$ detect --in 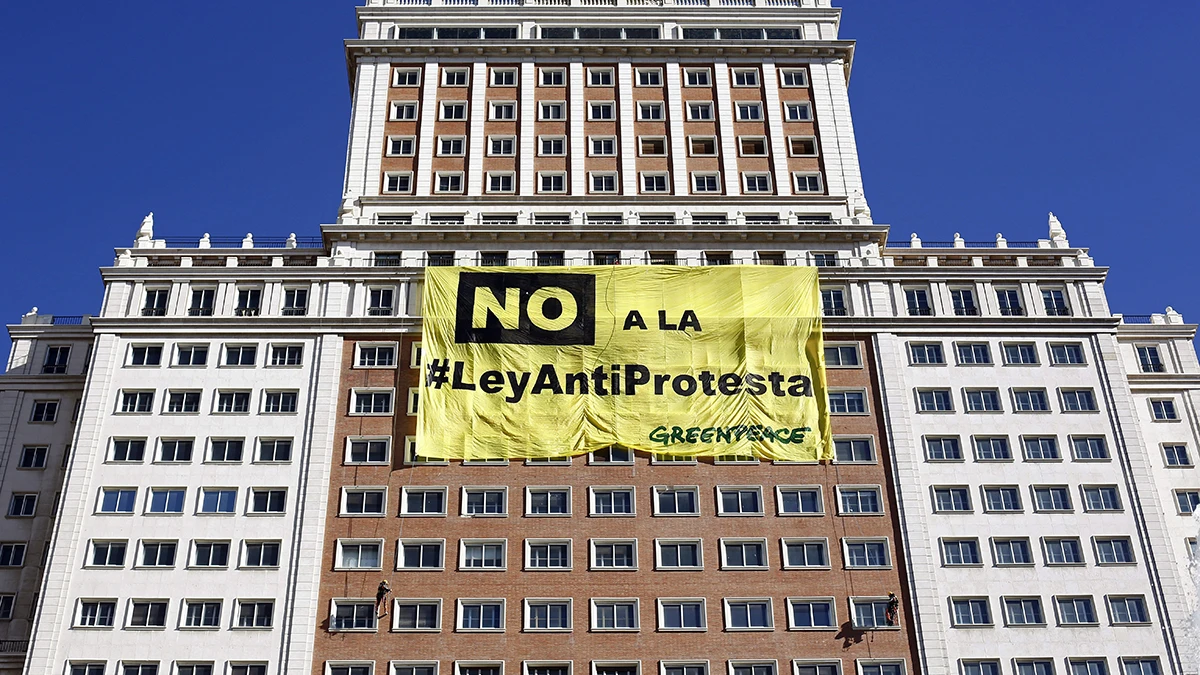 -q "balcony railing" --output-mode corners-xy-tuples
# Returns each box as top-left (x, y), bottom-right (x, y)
(0, 640), (28, 654)
(1140, 363), (1166, 373)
